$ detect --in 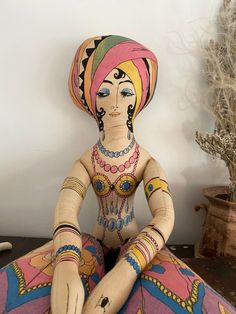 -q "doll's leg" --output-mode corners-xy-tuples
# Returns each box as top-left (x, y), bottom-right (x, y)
(0, 232), (105, 314)
(79, 233), (105, 301)
(116, 243), (236, 314)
